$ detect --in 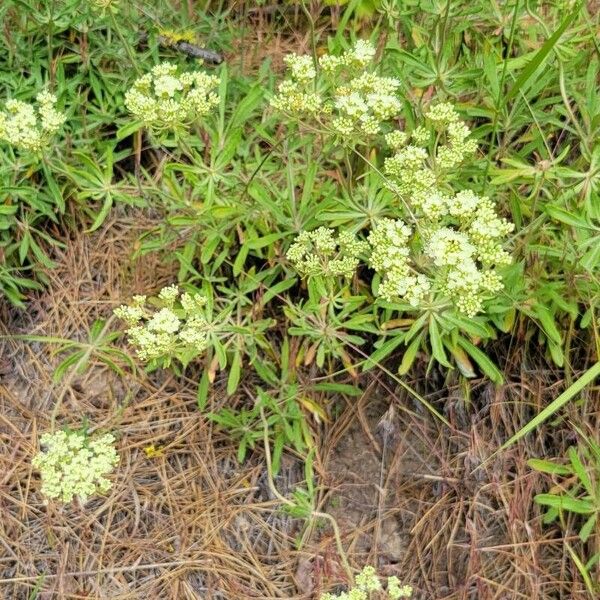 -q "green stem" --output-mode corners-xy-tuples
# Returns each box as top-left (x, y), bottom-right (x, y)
(259, 406), (354, 584)
(110, 12), (141, 76)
